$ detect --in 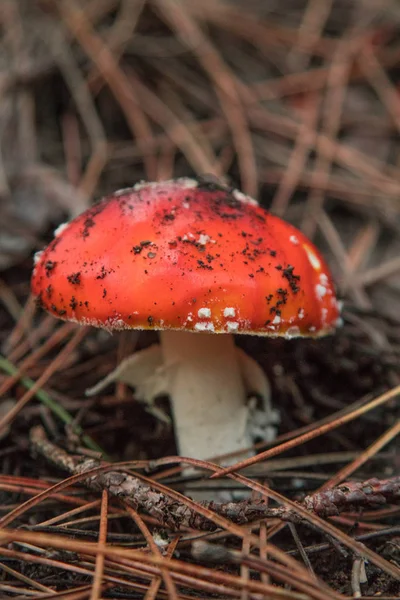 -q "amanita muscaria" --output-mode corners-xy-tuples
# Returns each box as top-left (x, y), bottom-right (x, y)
(31, 177), (340, 464)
